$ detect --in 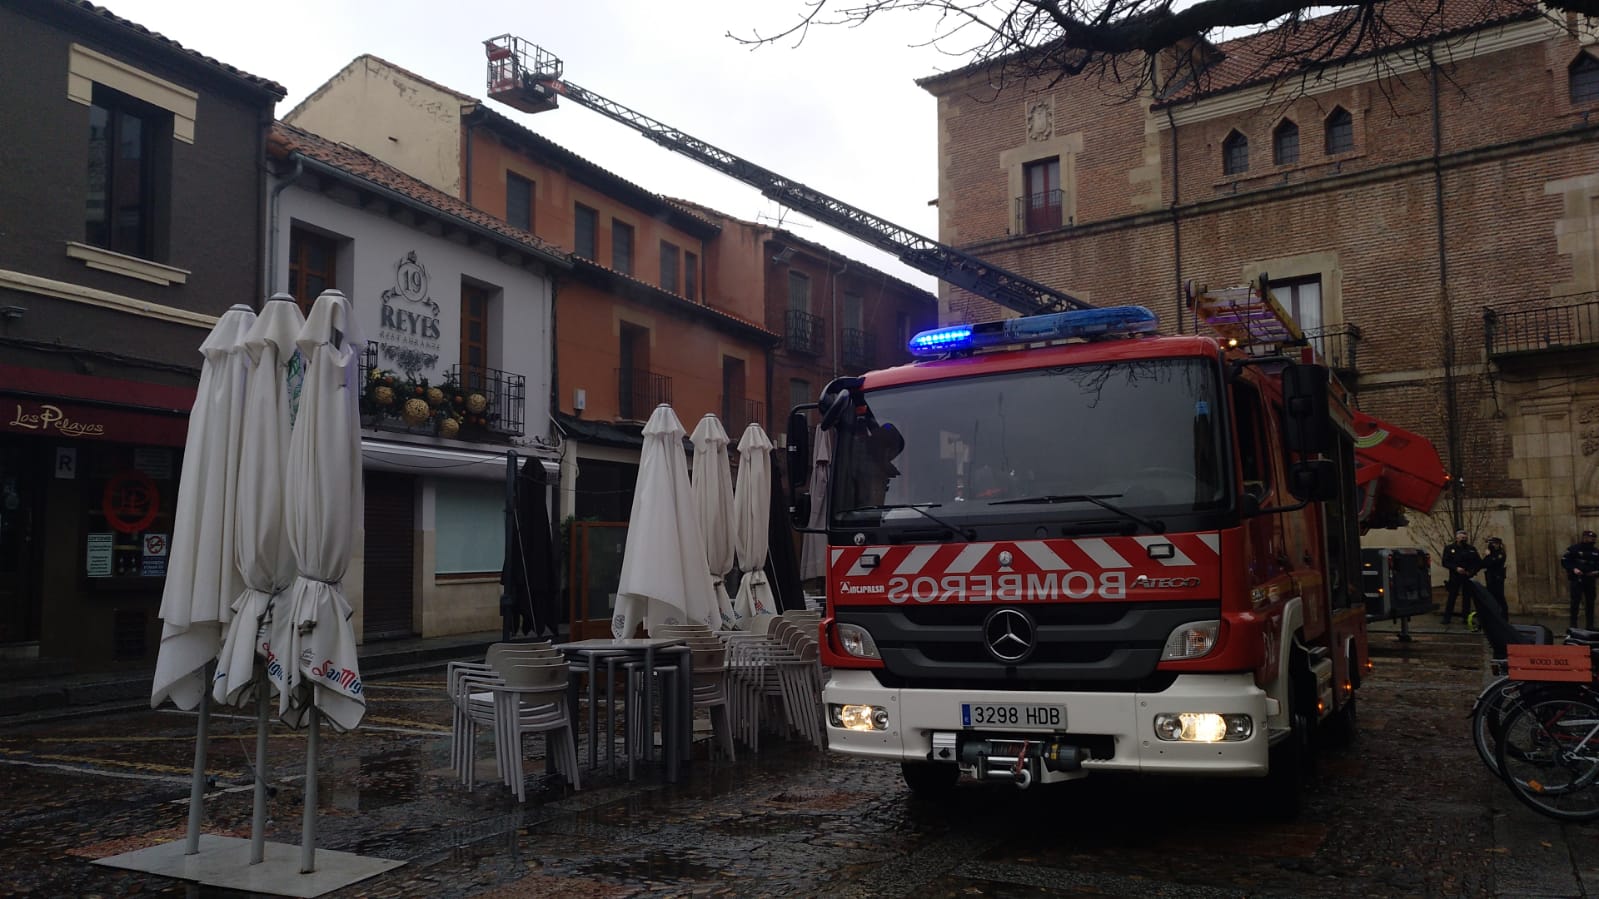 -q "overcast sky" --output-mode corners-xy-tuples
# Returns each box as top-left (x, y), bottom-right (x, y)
(105, 0), (956, 292)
